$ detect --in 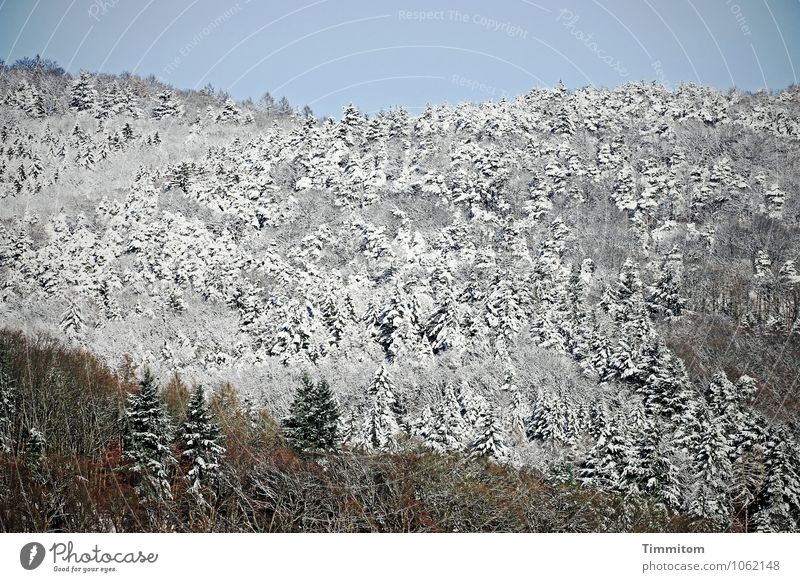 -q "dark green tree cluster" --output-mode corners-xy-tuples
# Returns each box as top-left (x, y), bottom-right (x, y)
(283, 375), (340, 452)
